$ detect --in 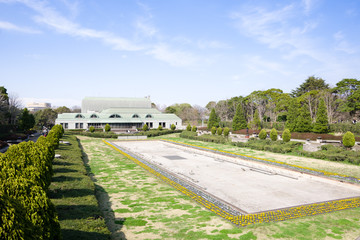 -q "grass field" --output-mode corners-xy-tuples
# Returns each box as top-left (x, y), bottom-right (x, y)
(49, 135), (111, 239)
(78, 135), (360, 240)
